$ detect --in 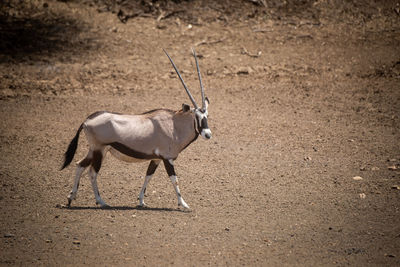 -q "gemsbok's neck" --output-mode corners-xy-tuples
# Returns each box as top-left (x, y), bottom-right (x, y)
(173, 111), (199, 152)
